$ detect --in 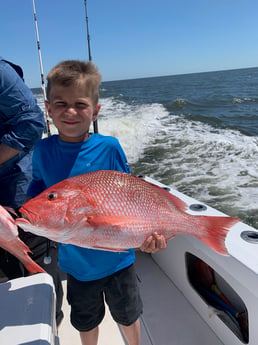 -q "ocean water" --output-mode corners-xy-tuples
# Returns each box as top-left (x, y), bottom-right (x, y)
(32, 67), (258, 229)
